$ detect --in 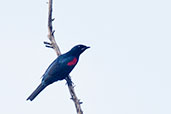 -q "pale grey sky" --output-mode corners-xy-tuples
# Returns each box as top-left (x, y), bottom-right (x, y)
(0, 0), (171, 114)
